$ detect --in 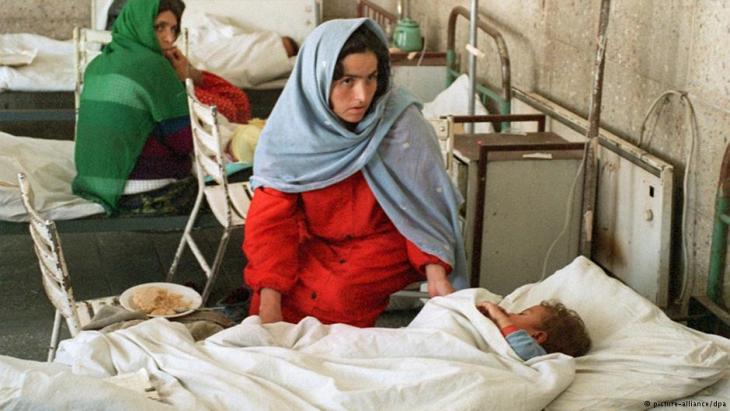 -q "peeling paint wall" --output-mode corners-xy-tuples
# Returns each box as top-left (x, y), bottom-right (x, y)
(323, 0), (397, 21)
(3, 0), (729, 303)
(0, 0), (88, 39)
(338, 0), (728, 303)
(406, 0), (729, 303)
(3, 0), (375, 38)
